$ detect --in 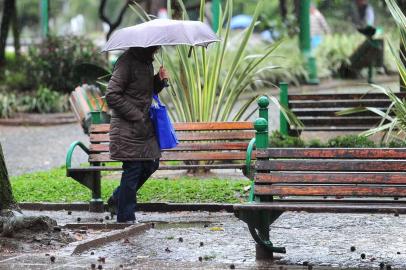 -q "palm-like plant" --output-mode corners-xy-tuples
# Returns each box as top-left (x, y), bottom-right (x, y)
(131, 0), (302, 128)
(338, 0), (406, 143)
